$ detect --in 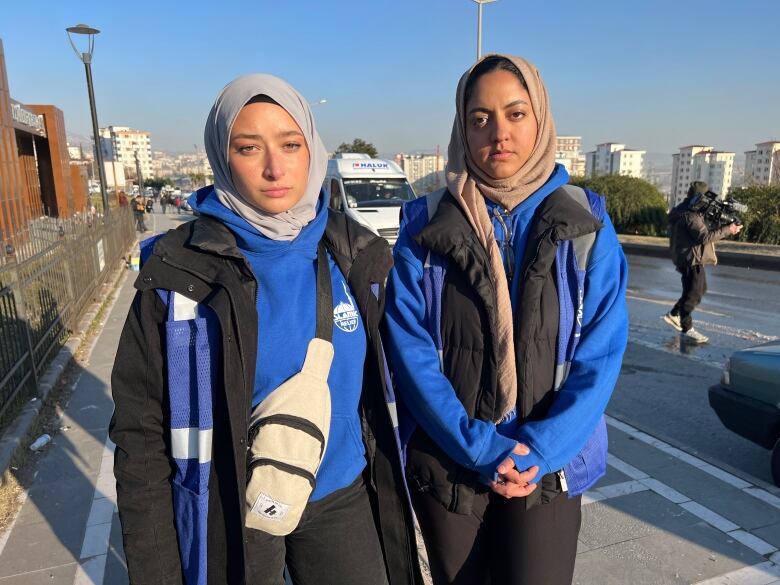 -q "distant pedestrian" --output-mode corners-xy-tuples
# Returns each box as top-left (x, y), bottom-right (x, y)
(175, 195), (182, 214)
(145, 198), (154, 214)
(132, 195), (146, 232)
(664, 181), (743, 344)
(110, 74), (421, 585)
(384, 54), (629, 585)
(160, 194), (168, 214)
